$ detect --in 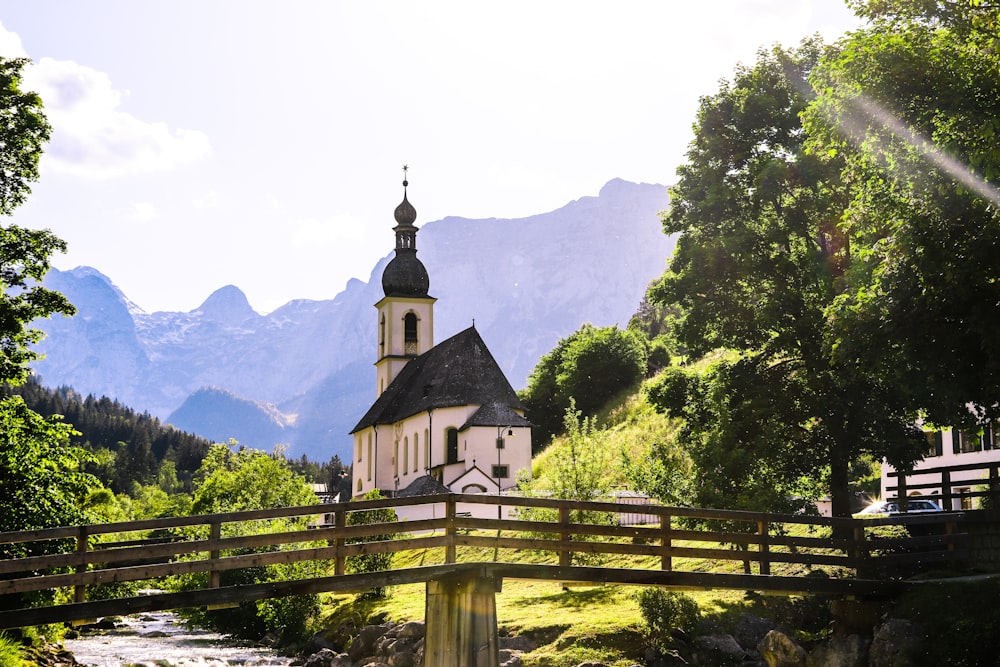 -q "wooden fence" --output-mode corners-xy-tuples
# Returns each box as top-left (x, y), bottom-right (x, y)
(887, 460), (1000, 509)
(0, 494), (971, 628)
